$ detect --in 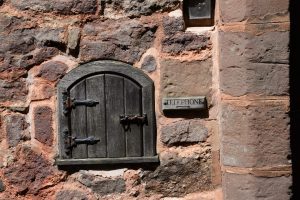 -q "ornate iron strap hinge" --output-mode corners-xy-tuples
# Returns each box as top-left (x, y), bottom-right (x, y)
(64, 129), (100, 154)
(62, 91), (99, 115)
